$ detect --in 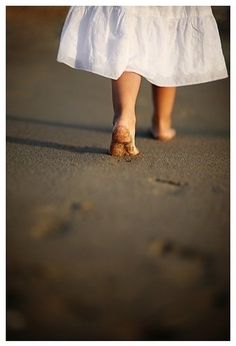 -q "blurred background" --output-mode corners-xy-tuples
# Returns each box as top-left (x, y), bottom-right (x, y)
(6, 6), (230, 341)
